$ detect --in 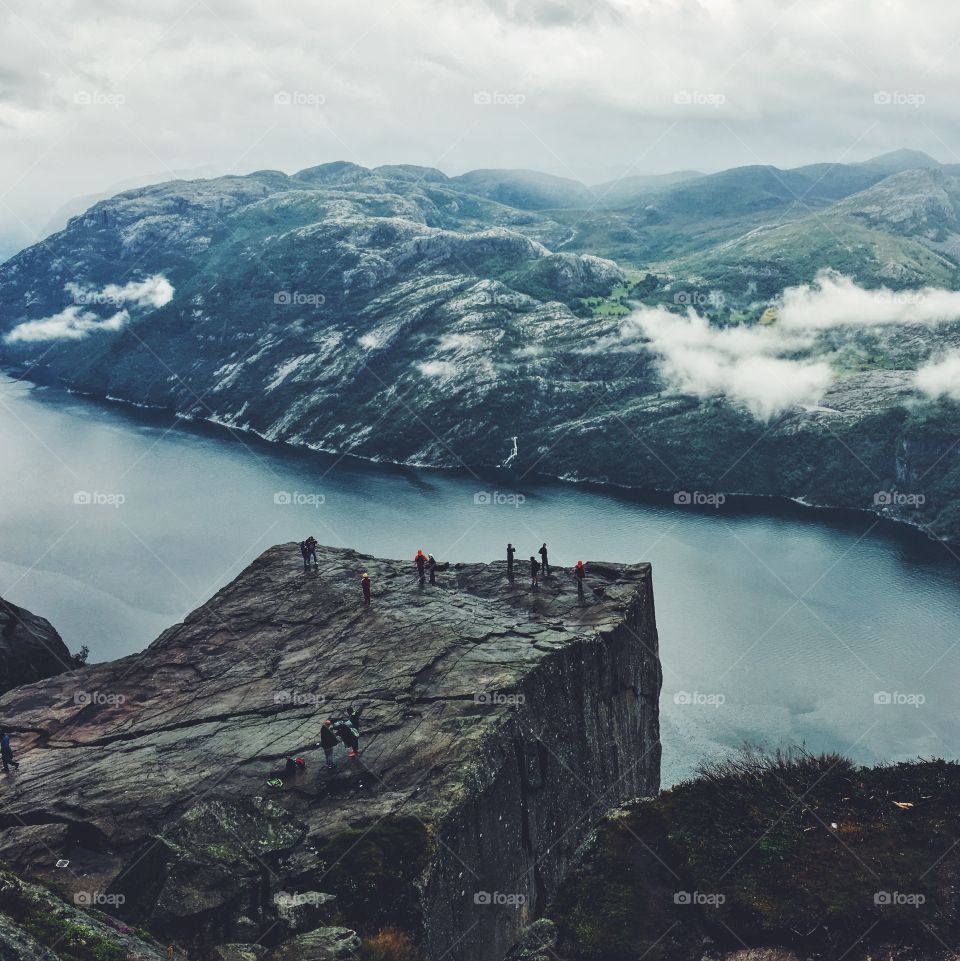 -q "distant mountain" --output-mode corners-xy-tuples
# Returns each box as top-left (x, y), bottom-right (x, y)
(857, 148), (943, 174)
(450, 167), (595, 210)
(627, 163), (881, 218)
(534, 162), (893, 266)
(653, 167), (960, 302)
(38, 164), (225, 238)
(4, 153), (960, 541)
(589, 170), (703, 206)
(0, 162), (626, 466)
(445, 160), (889, 220)
(836, 167), (960, 240)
